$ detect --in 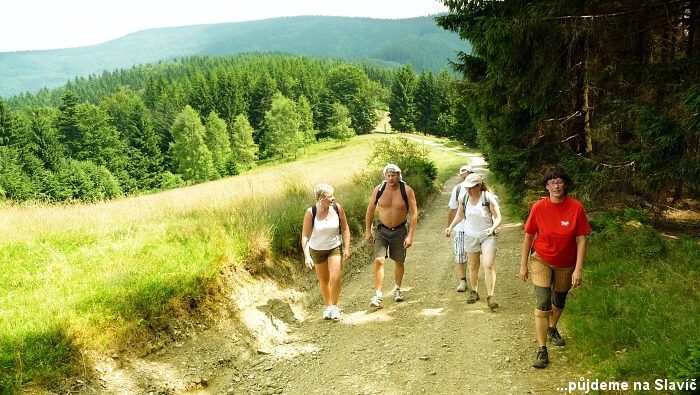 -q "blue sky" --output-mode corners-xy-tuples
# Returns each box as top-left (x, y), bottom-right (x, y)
(1, 0), (449, 52)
